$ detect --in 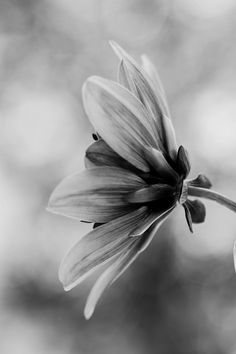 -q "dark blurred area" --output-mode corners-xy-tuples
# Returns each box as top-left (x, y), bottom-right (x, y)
(1, 0), (236, 353)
